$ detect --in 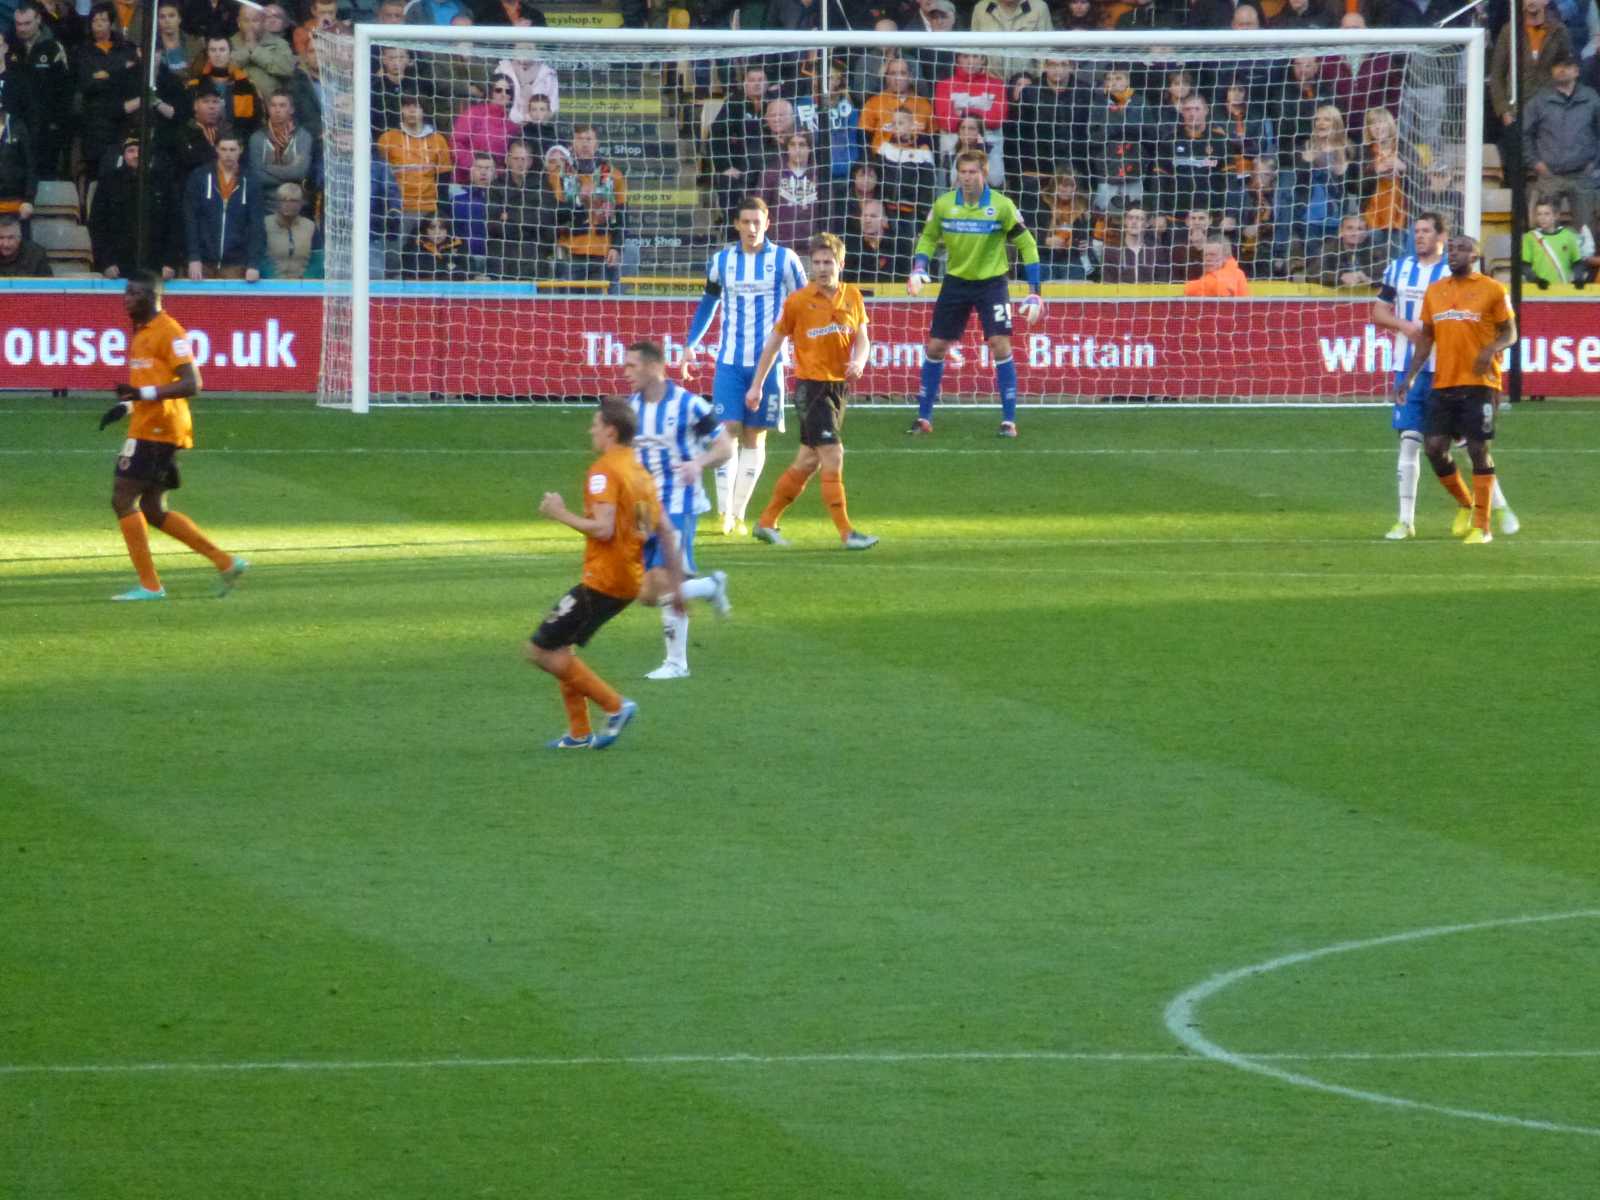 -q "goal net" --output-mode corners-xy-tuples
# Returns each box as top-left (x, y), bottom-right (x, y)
(315, 25), (1482, 409)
